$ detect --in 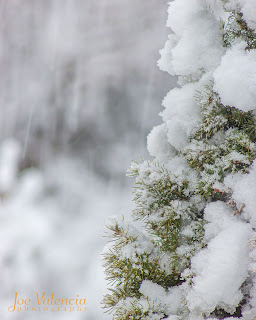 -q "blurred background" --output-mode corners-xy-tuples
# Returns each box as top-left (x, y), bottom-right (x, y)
(0, 1), (174, 319)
